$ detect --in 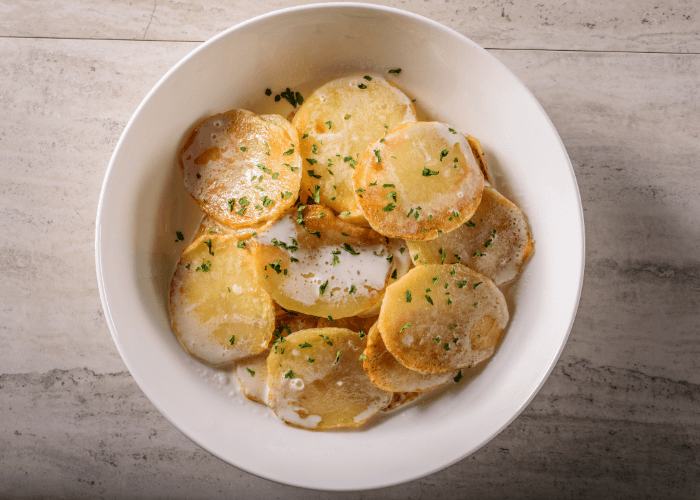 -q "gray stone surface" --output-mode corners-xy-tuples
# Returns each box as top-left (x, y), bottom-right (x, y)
(0, 1), (699, 497)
